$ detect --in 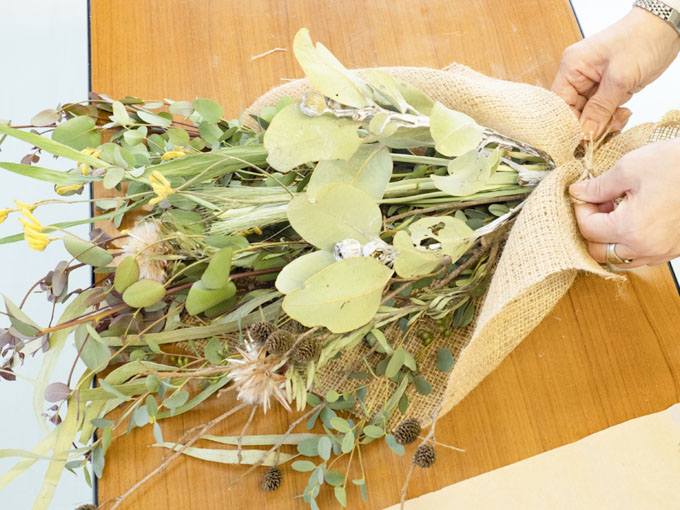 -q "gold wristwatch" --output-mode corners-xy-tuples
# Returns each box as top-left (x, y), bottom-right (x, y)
(633, 0), (680, 36)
